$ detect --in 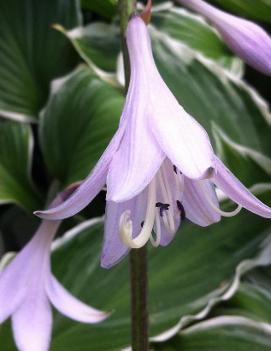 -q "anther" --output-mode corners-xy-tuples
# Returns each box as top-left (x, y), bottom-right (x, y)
(173, 165), (178, 174)
(156, 202), (170, 217)
(176, 201), (186, 220)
